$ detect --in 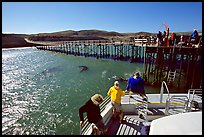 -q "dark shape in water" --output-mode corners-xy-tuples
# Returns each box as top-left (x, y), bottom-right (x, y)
(79, 65), (88, 72)
(42, 66), (62, 76)
(116, 77), (128, 83)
